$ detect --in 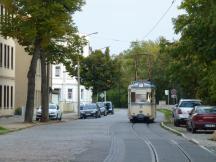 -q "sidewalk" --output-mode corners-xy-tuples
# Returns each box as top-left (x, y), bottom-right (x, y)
(0, 112), (78, 133)
(161, 122), (216, 154)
